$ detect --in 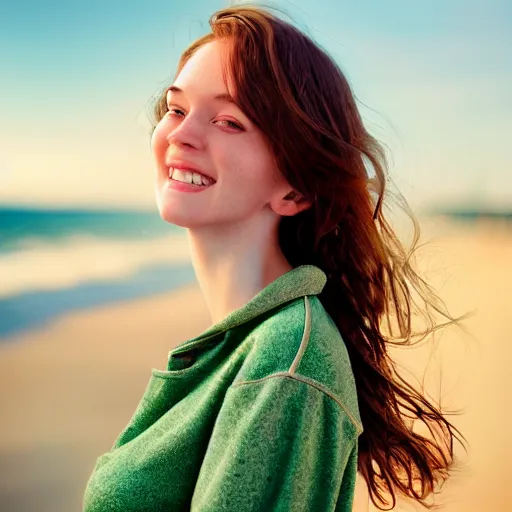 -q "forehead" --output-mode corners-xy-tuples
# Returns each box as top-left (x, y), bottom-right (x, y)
(174, 40), (232, 93)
